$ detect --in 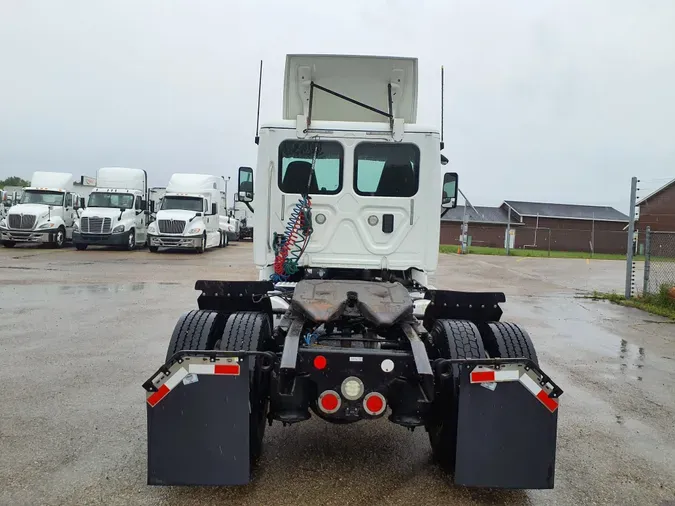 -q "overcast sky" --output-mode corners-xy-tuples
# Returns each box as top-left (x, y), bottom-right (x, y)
(1, 0), (673, 213)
